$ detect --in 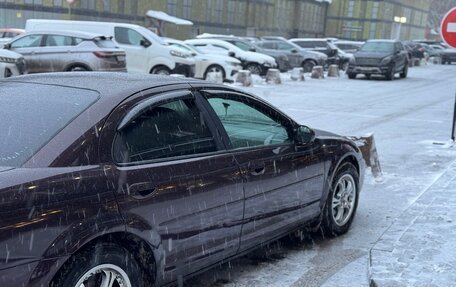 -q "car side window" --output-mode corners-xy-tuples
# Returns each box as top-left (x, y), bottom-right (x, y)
(113, 97), (217, 164)
(10, 34), (43, 48)
(45, 35), (73, 47)
(206, 95), (290, 149)
(114, 27), (144, 46)
(277, 42), (293, 50)
(295, 41), (314, 48)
